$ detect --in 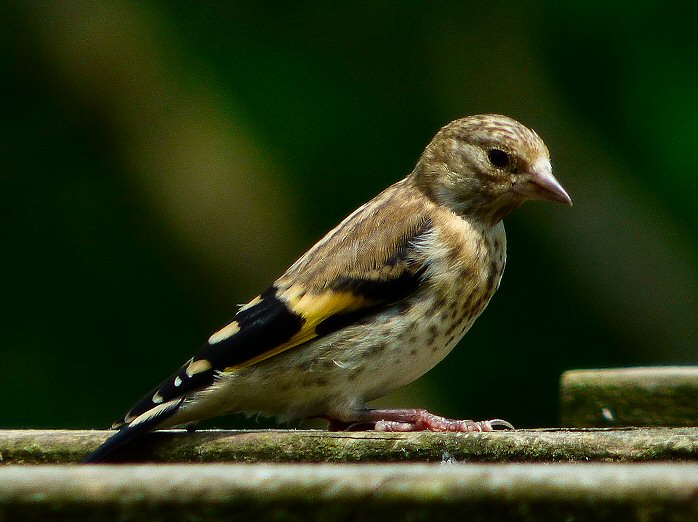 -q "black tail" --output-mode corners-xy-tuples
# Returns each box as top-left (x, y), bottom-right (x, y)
(84, 399), (183, 463)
